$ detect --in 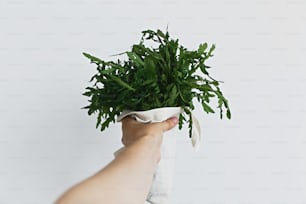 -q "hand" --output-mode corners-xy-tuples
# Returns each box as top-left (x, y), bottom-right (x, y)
(121, 116), (179, 147)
